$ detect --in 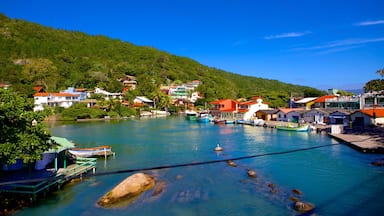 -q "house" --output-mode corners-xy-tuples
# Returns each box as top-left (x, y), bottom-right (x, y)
(328, 110), (353, 126)
(360, 91), (384, 109)
(121, 75), (137, 91)
(237, 98), (269, 120)
(209, 99), (238, 120)
(324, 96), (360, 110)
(312, 95), (337, 109)
(34, 92), (80, 111)
(303, 109), (330, 124)
(93, 87), (122, 101)
(255, 109), (279, 121)
(294, 97), (318, 110)
(133, 96), (153, 108)
(62, 87), (88, 100)
(350, 108), (384, 127)
(276, 108), (305, 122)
